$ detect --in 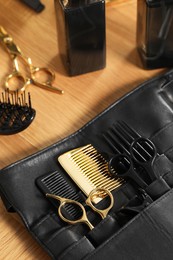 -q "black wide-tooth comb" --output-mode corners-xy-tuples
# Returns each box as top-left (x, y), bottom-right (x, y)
(102, 120), (141, 155)
(0, 89), (36, 134)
